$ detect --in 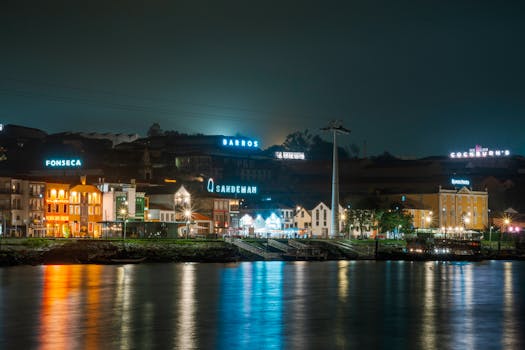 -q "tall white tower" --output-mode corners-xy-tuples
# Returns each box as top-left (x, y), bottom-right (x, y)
(321, 120), (350, 238)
